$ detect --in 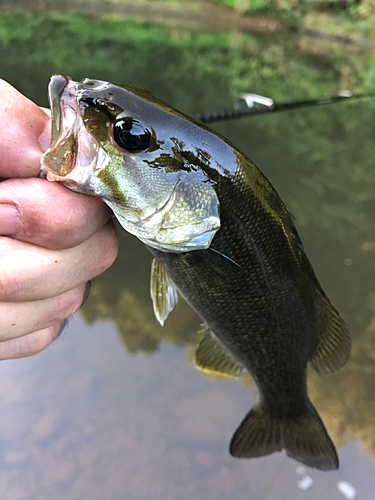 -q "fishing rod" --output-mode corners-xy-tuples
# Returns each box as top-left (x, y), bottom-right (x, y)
(192, 90), (375, 124)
